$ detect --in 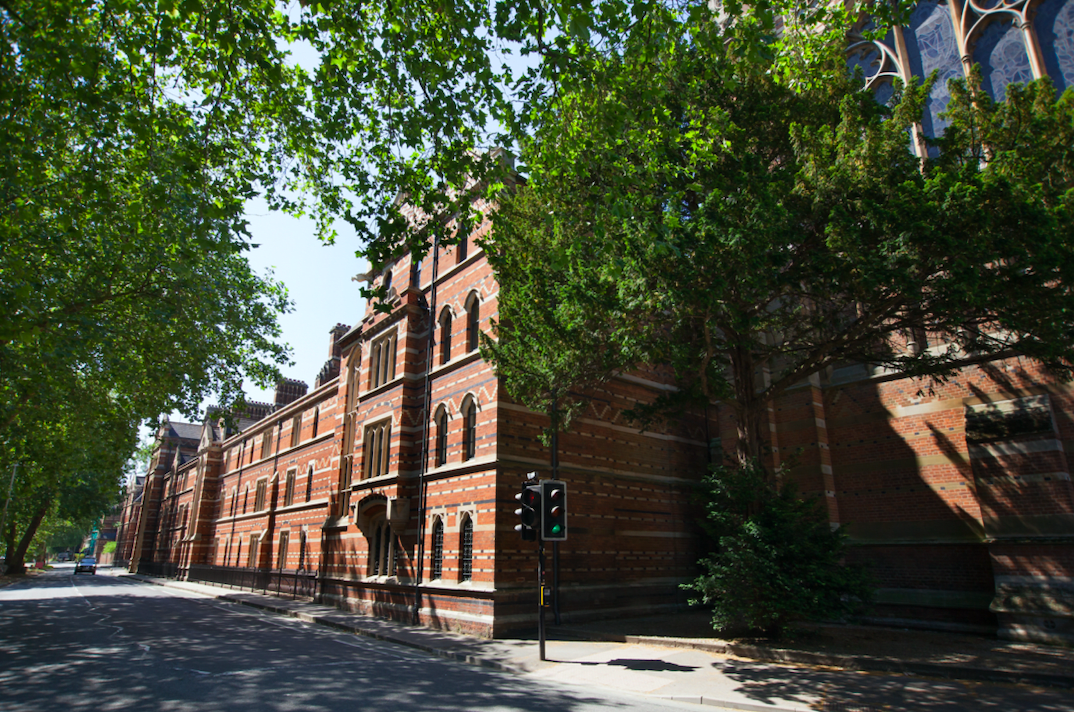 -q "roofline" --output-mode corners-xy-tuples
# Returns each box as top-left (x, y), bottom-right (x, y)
(217, 375), (340, 450)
